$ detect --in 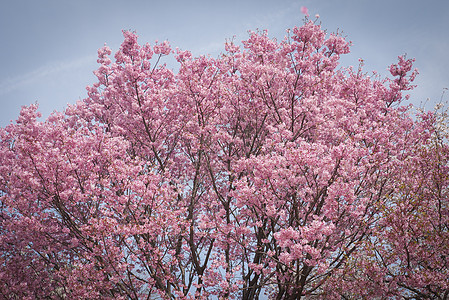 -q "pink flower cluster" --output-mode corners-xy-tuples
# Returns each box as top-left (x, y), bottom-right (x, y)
(0, 19), (447, 299)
